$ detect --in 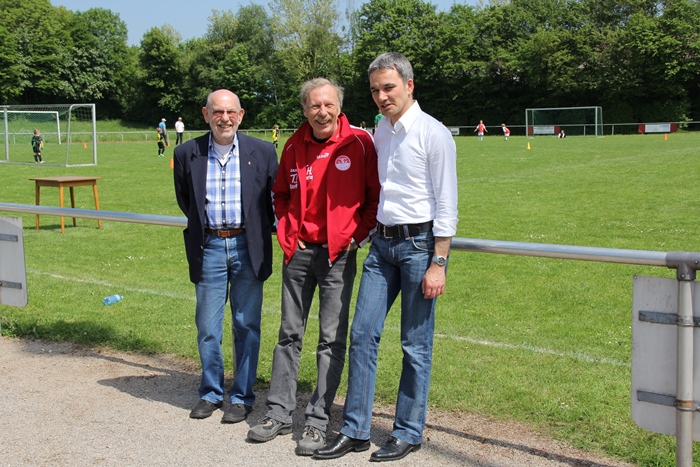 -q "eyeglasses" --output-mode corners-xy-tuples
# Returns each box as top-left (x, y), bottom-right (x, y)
(211, 109), (240, 118)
